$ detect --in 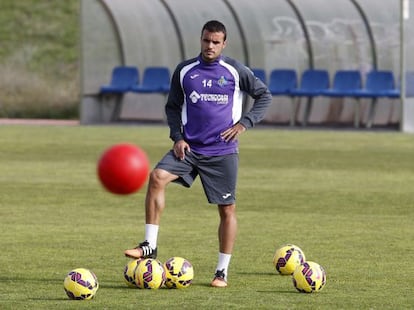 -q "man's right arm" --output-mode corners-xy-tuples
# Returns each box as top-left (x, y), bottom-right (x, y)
(165, 68), (184, 143)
